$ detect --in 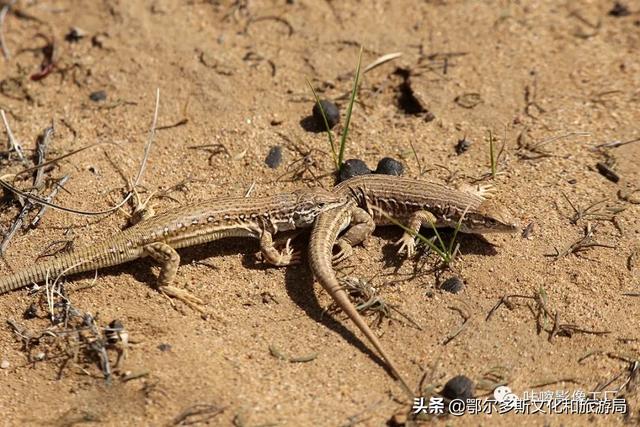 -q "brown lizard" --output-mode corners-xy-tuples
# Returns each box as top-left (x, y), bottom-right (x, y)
(309, 174), (520, 396)
(0, 188), (348, 311)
